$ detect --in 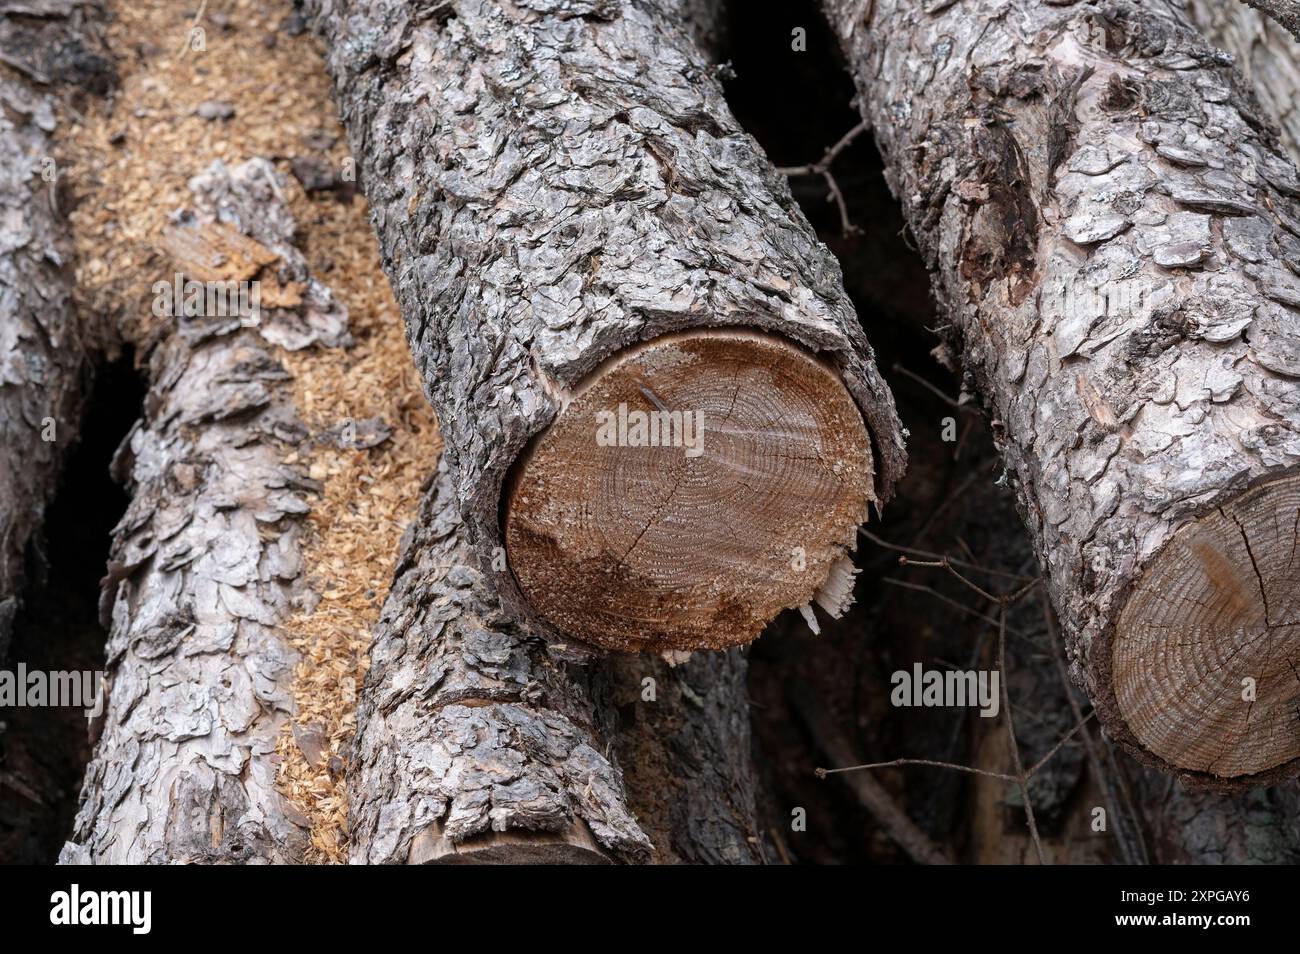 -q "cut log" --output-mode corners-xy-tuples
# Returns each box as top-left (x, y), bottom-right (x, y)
(349, 459), (652, 864)
(59, 158), (349, 864)
(0, 0), (113, 656)
(825, 0), (1300, 787)
(350, 458), (768, 864)
(1189, 0), (1300, 164)
(302, 0), (905, 654)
